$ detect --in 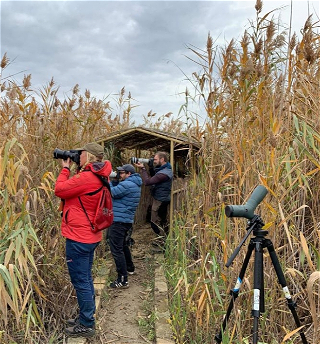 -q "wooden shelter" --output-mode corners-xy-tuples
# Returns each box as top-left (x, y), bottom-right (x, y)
(97, 126), (200, 227)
